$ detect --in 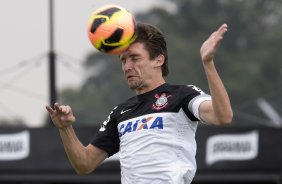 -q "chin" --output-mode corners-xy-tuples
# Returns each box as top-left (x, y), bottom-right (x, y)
(128, 81), (144, 90)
